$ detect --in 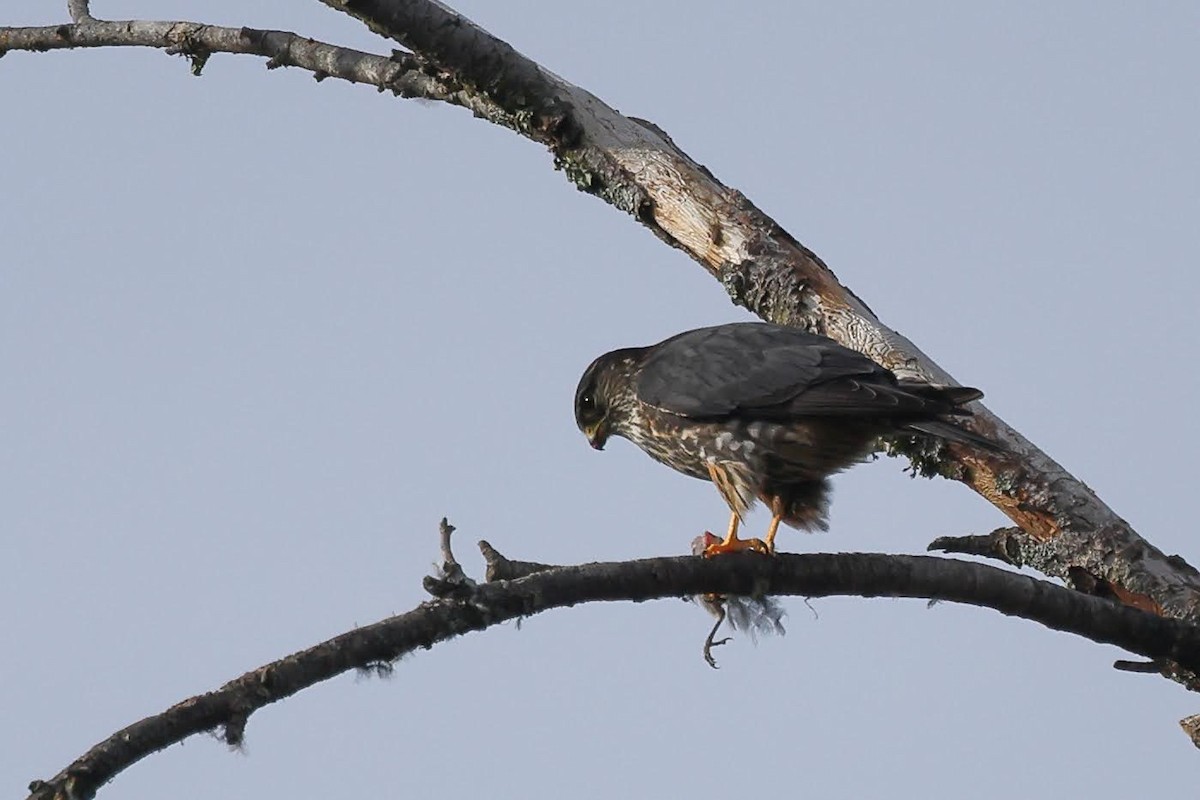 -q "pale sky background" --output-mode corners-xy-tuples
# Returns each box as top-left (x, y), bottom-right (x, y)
(4, 2), (1199, 798)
